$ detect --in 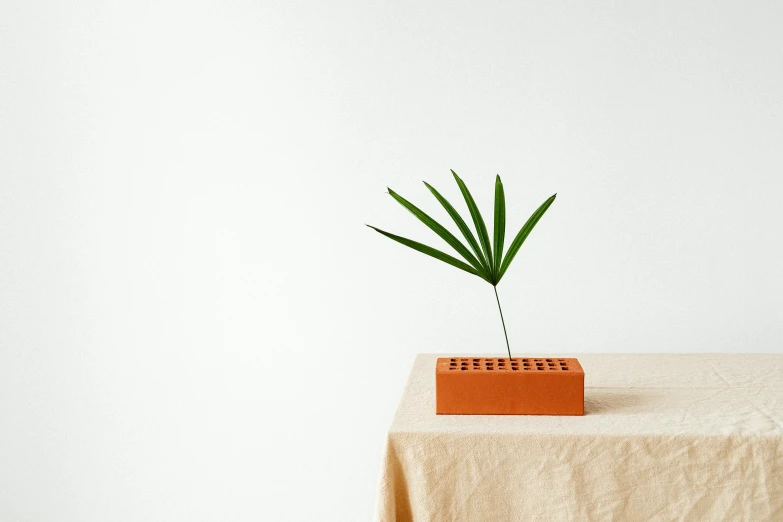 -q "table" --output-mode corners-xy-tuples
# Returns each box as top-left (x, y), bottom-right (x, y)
(375, 354), (783, 521)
